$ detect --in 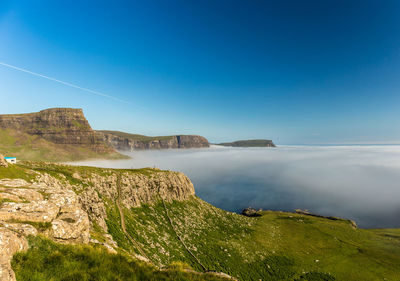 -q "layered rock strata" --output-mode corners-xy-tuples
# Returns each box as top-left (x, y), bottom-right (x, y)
(0, 177), (90, 281)
(0, 108), (114, 153)
(79, 169), (195, 232)
(0, 165), (196, 280)
(99, 130), (210, 151)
